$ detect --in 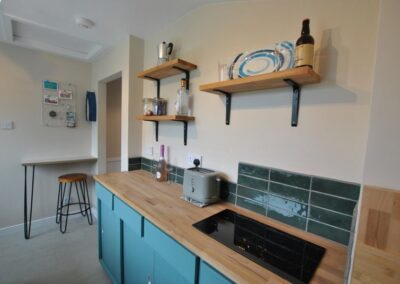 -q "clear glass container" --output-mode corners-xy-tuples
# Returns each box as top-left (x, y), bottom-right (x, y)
(143, 98), (155, 115)
(153, 98), (168, 115)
